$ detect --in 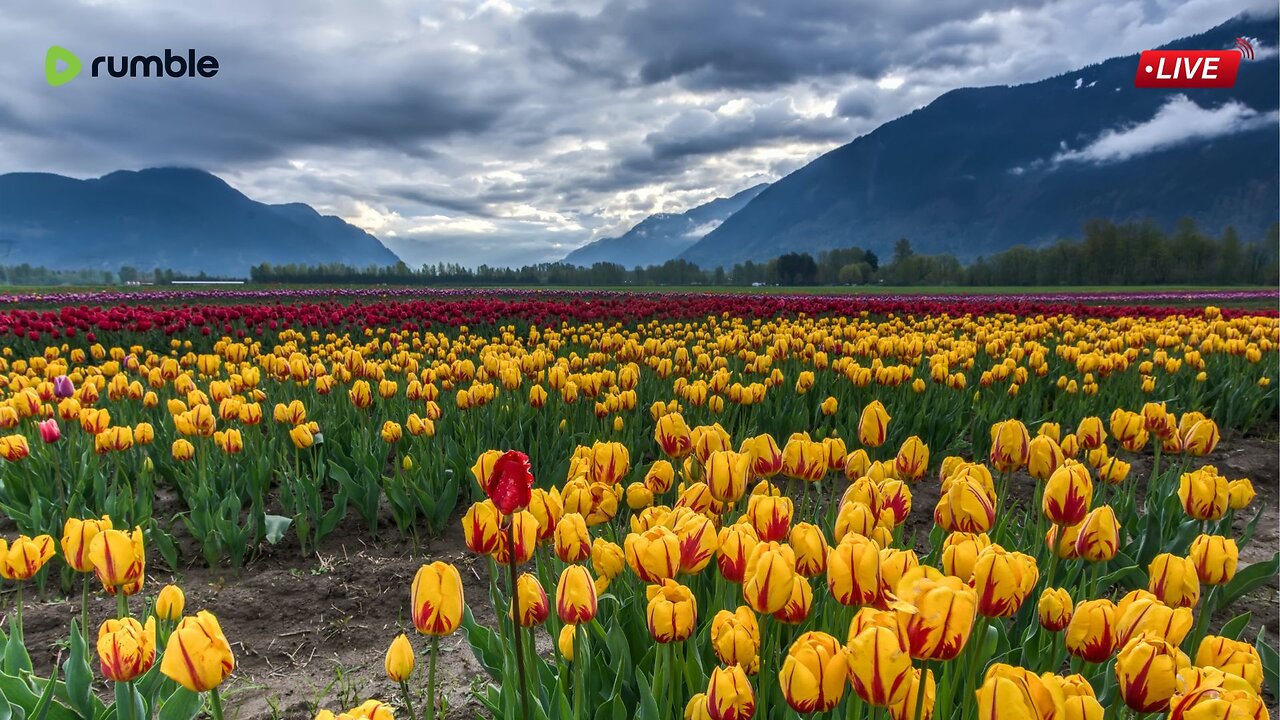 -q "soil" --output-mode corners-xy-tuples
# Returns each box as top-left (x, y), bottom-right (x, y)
(10, 435), (1280, 720)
